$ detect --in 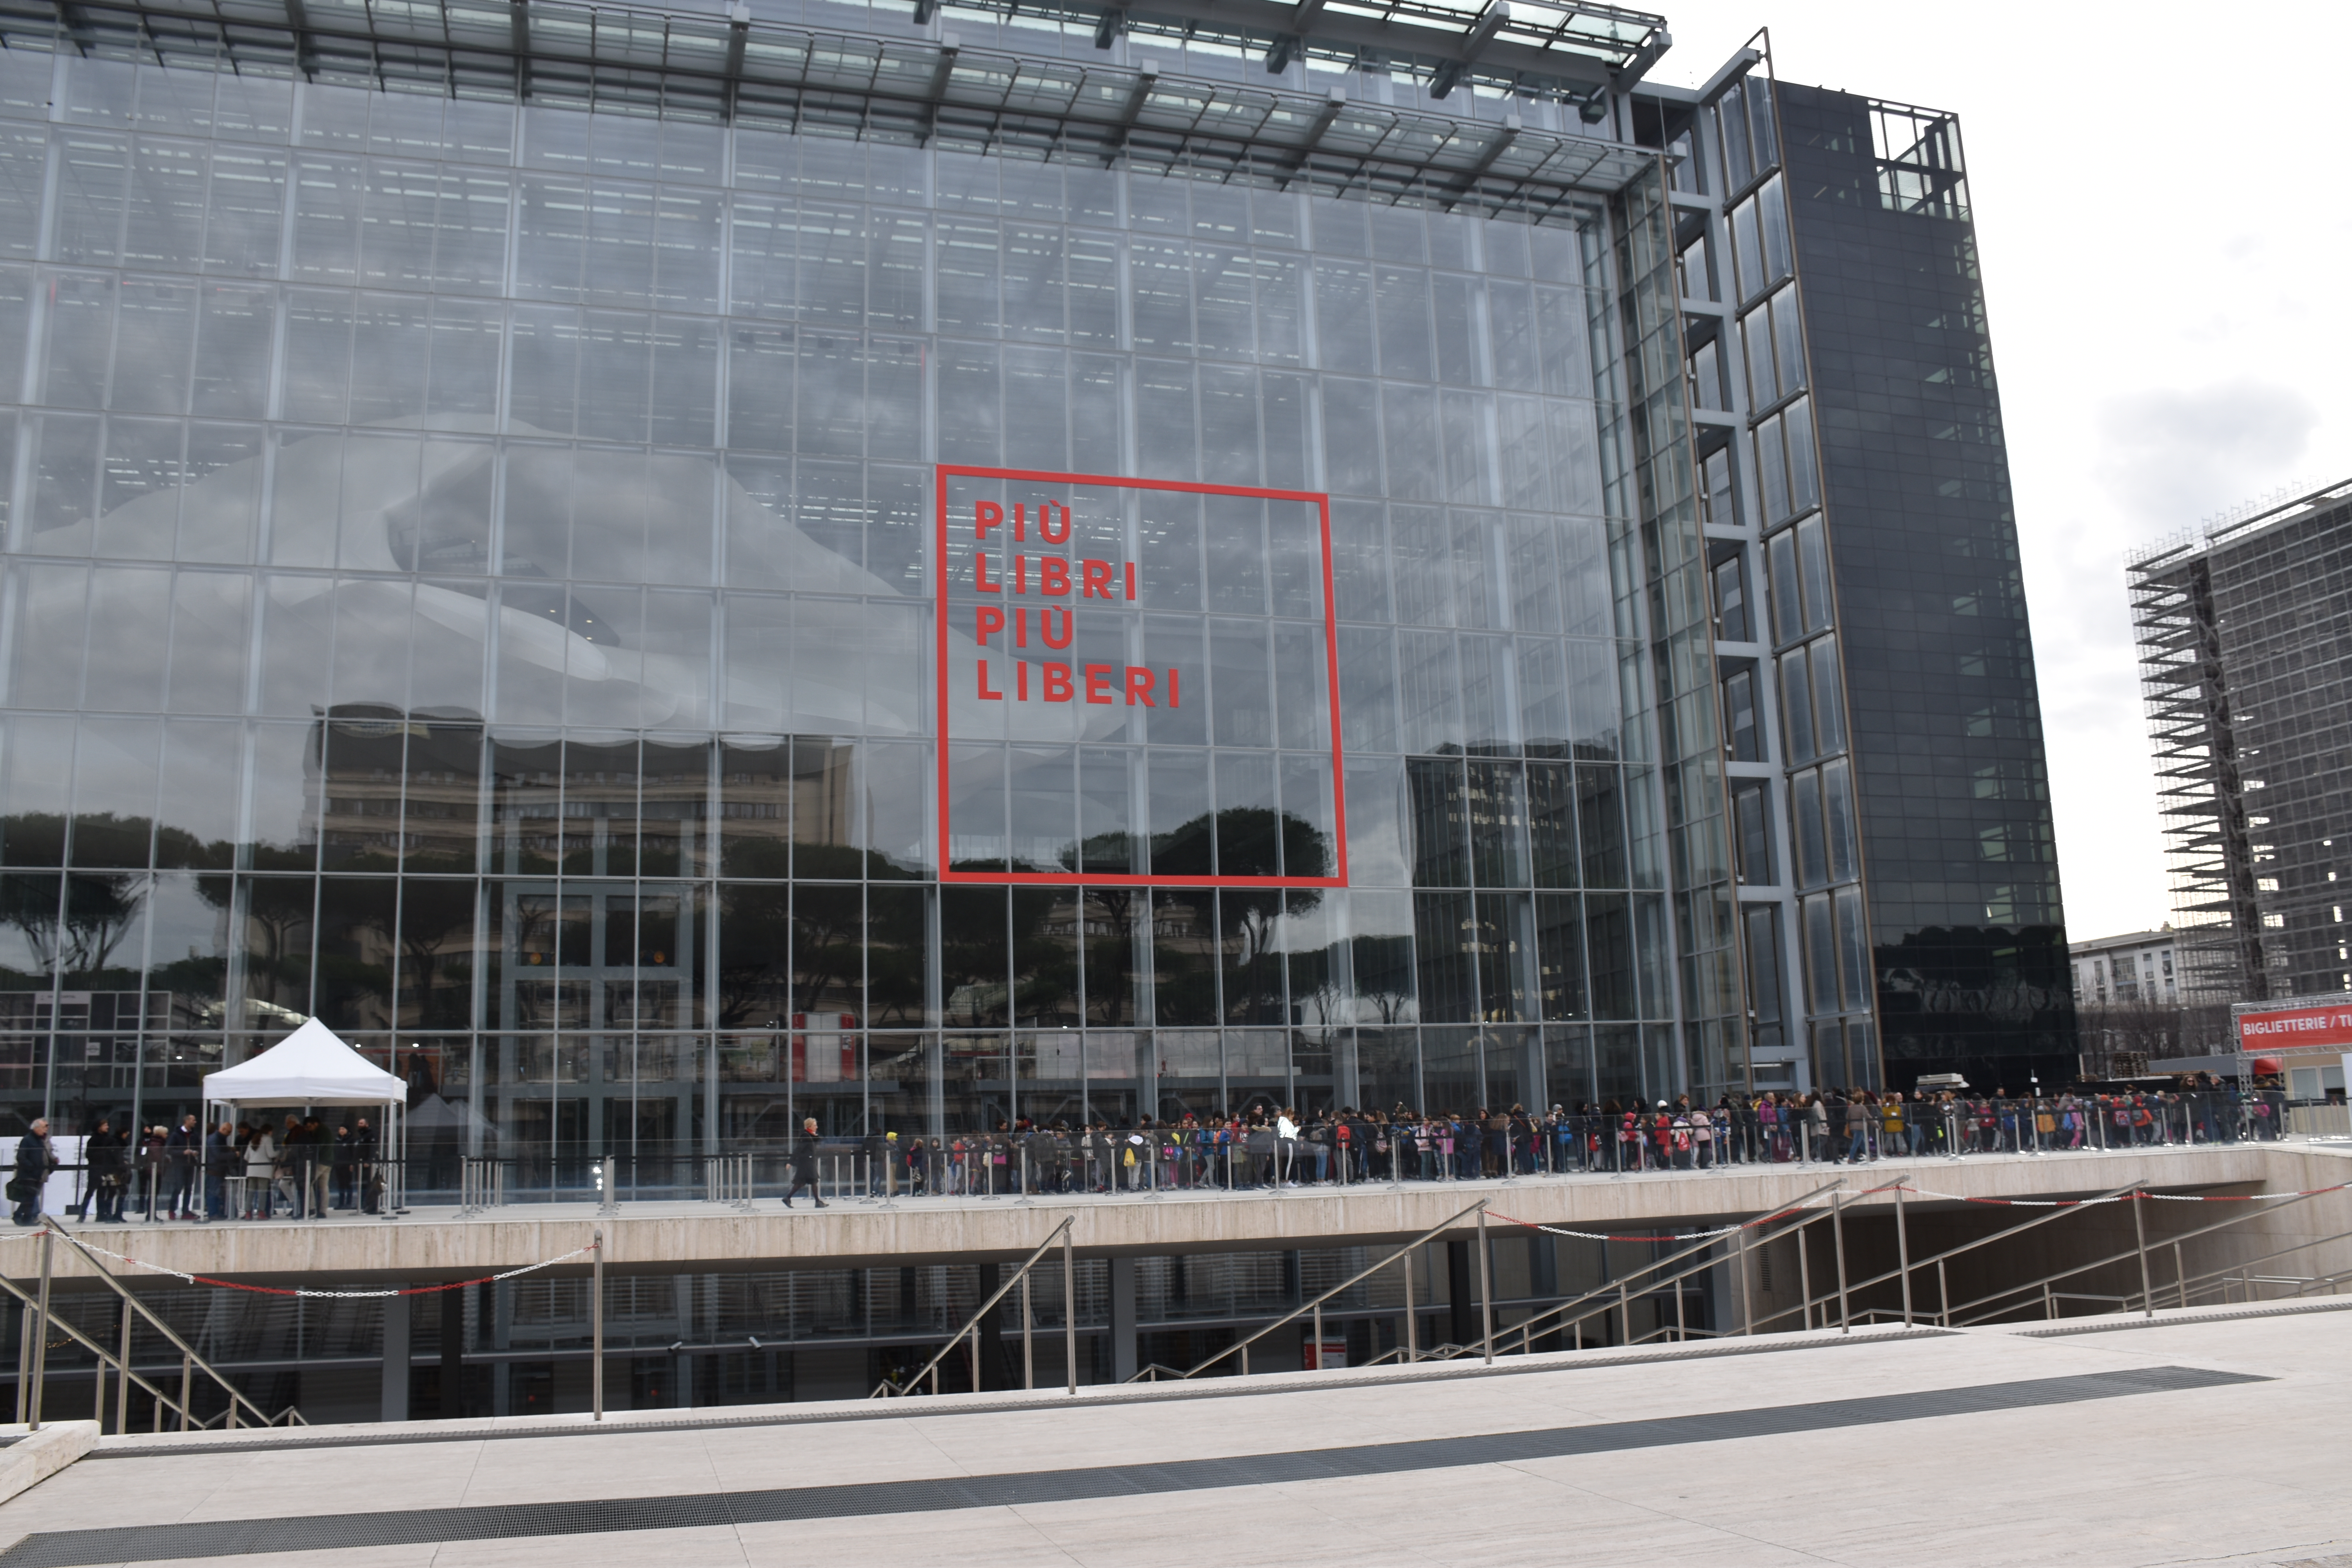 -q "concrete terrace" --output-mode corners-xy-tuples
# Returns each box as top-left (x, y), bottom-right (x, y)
(11, 1141), (2350, 1282)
